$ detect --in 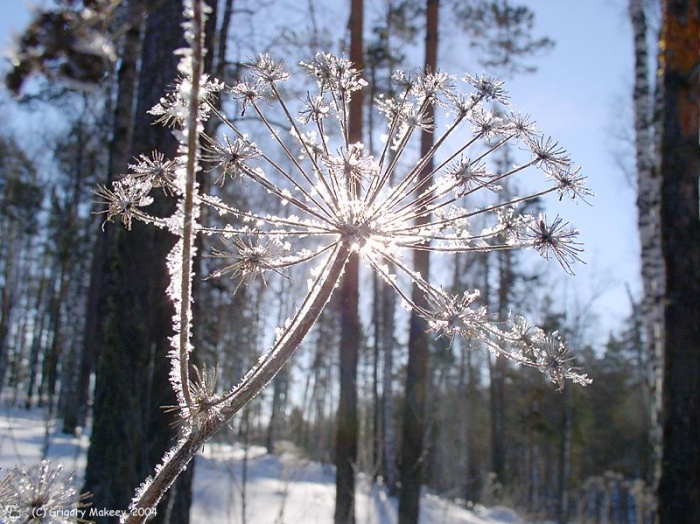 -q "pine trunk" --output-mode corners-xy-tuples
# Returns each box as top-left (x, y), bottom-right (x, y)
(490, 245), (512, 487)
(657, 1), (700, 522)
(557, 389), (572, 524)
(0, 232), (17, 389)
(398, 2), (438, 522)
(334, 1), (363, 522)
(83, 1), (194, 522)
(69, 0), (147, 435)
(381, 272), (398, 492)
